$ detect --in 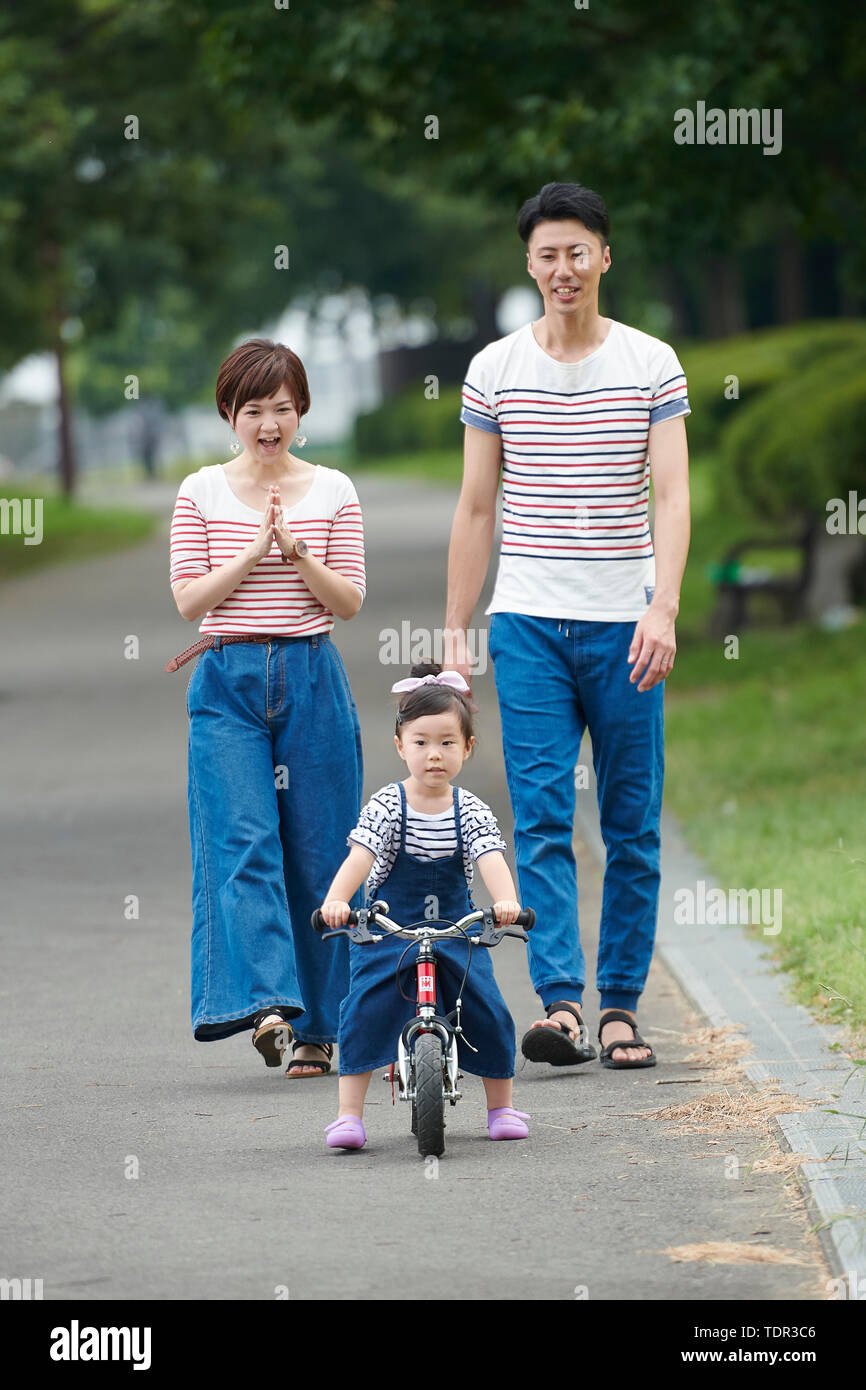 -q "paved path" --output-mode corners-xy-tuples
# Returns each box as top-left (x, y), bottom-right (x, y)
(1, 475), (829, 1300)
